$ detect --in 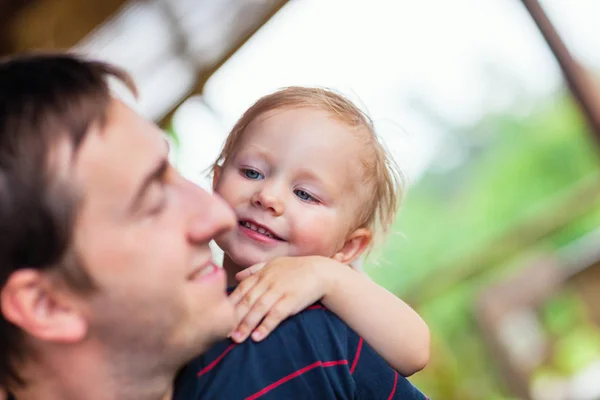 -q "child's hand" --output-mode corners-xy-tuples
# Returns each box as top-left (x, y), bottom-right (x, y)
(234, 262), (267, 282)
(228, 256), (340, 343)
